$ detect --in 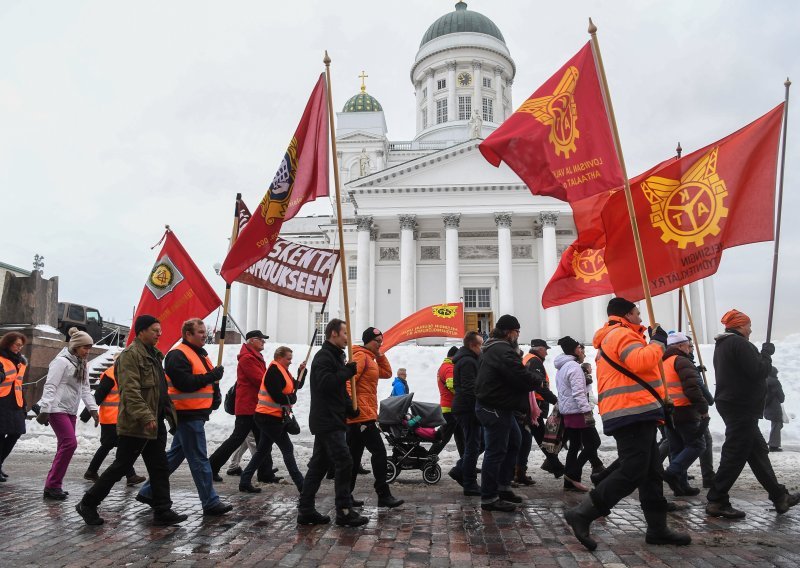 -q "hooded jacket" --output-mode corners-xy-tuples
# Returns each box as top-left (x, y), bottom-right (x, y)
(713, 329), (771, 418)
(662, 346), (709, 423)
(235, 342), (266, 415)
(475, 338), (543, 411)
(554, 354), (591, 416)
(38, 347), (98, 416)
(451, 345), (479, 415)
